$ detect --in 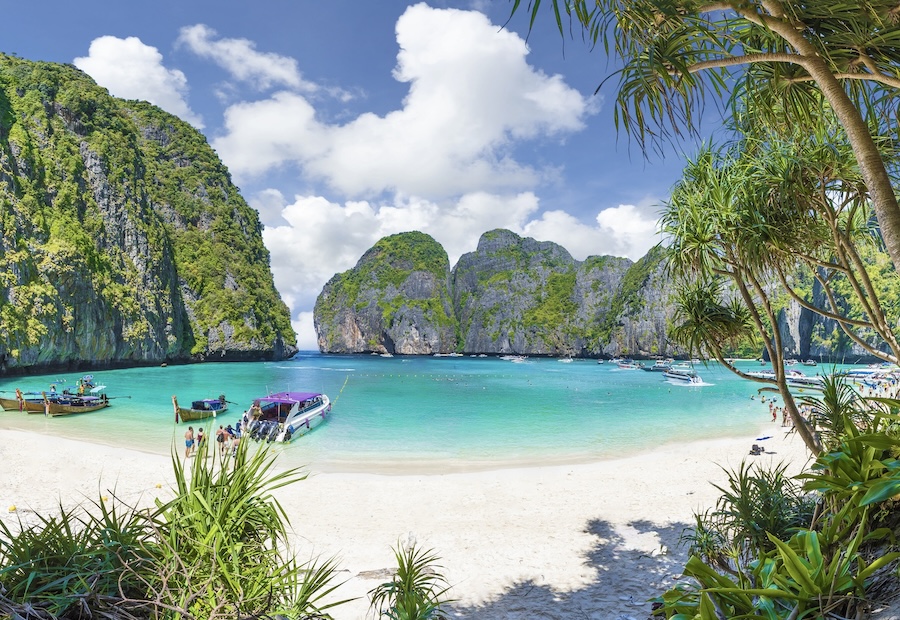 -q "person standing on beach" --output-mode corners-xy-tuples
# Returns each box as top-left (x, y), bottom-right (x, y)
(231, 425), (241, 457)
(197, 427), (205, 451)
(216, 425), (226, 455)
(184, 426), (195, 458)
